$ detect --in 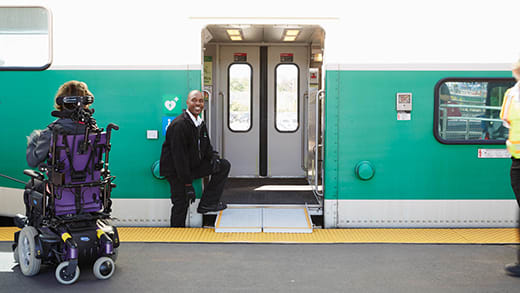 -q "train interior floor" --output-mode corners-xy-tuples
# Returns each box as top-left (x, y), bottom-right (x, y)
(220, 178), (319, 205)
